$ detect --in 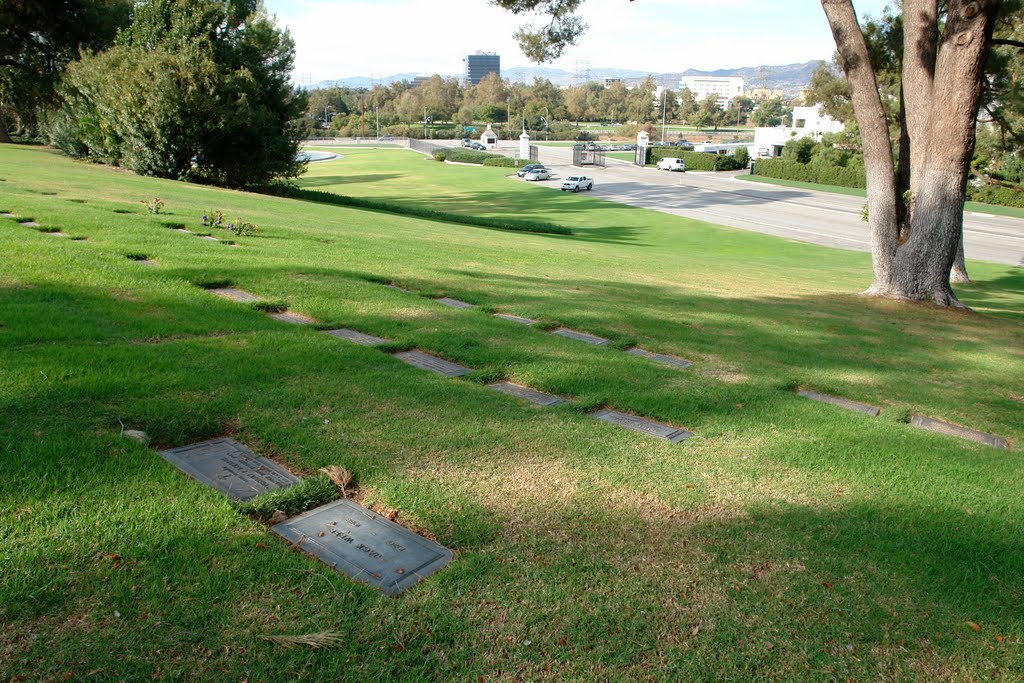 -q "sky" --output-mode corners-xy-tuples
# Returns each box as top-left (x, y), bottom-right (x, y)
(263, 0), (895, 83)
